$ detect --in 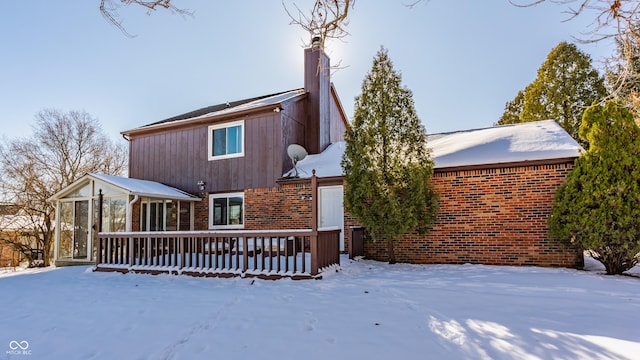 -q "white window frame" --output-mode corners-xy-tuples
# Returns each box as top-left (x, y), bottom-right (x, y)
(209, 192), (245, 229)
(207, 120), (245, 161)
